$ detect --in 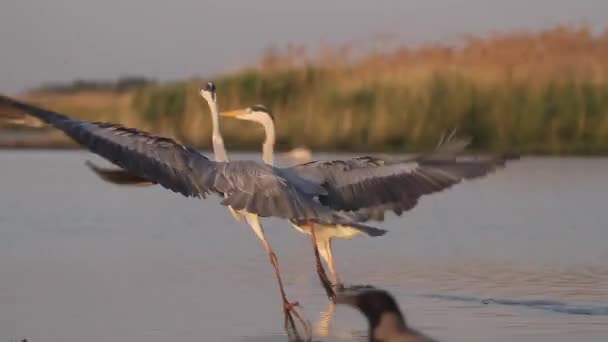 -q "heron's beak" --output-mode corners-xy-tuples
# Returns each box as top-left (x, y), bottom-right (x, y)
(220, 109), (247, 119)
